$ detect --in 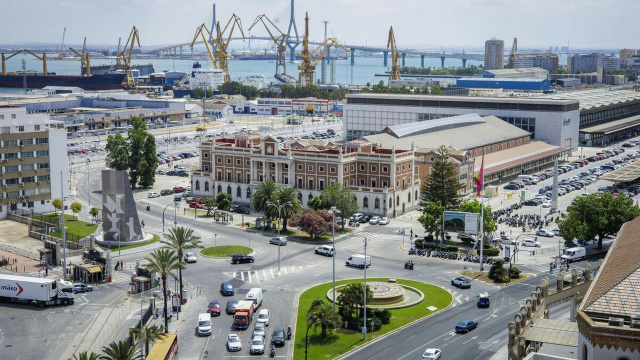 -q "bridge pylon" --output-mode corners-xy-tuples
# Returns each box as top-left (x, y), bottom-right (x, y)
(286, 0), (299, 62)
